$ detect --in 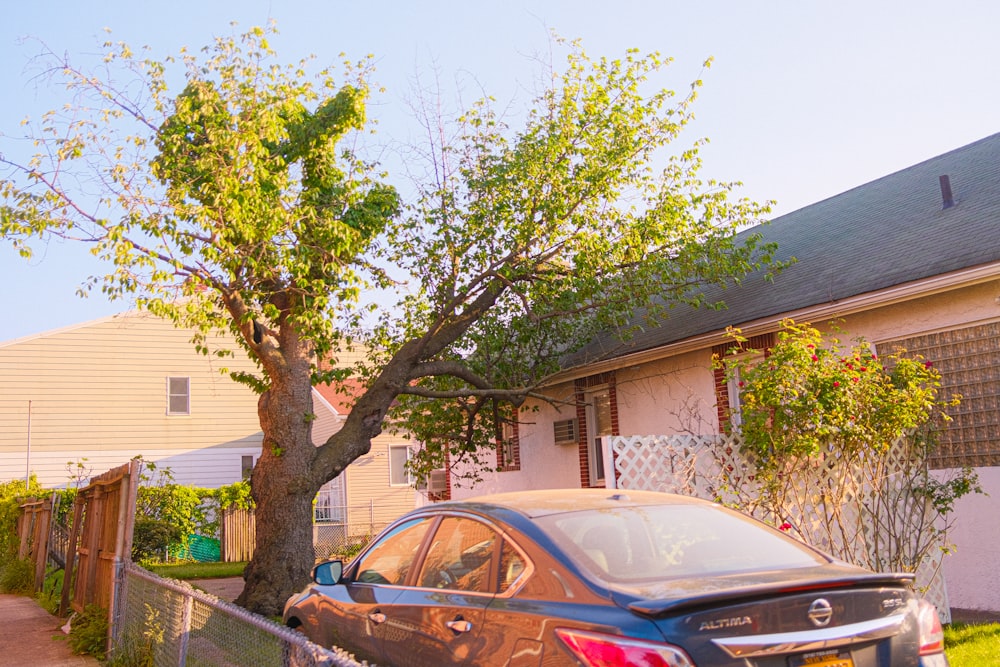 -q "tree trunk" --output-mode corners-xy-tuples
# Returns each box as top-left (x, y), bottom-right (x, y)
(235, 347), (322, 616)
(235, 452), (318, 615)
